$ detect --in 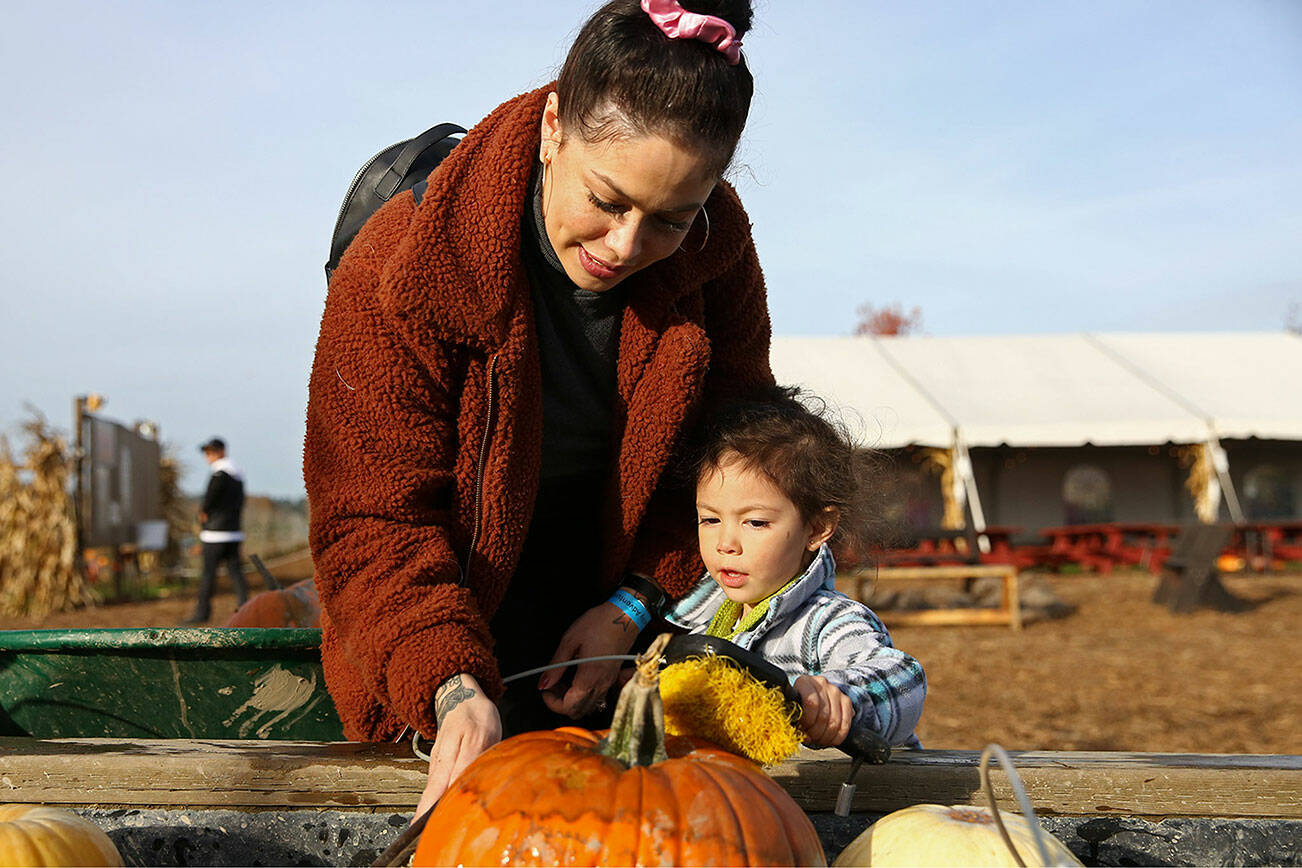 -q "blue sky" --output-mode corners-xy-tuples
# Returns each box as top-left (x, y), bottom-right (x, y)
(2, 1), (1299, 497)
